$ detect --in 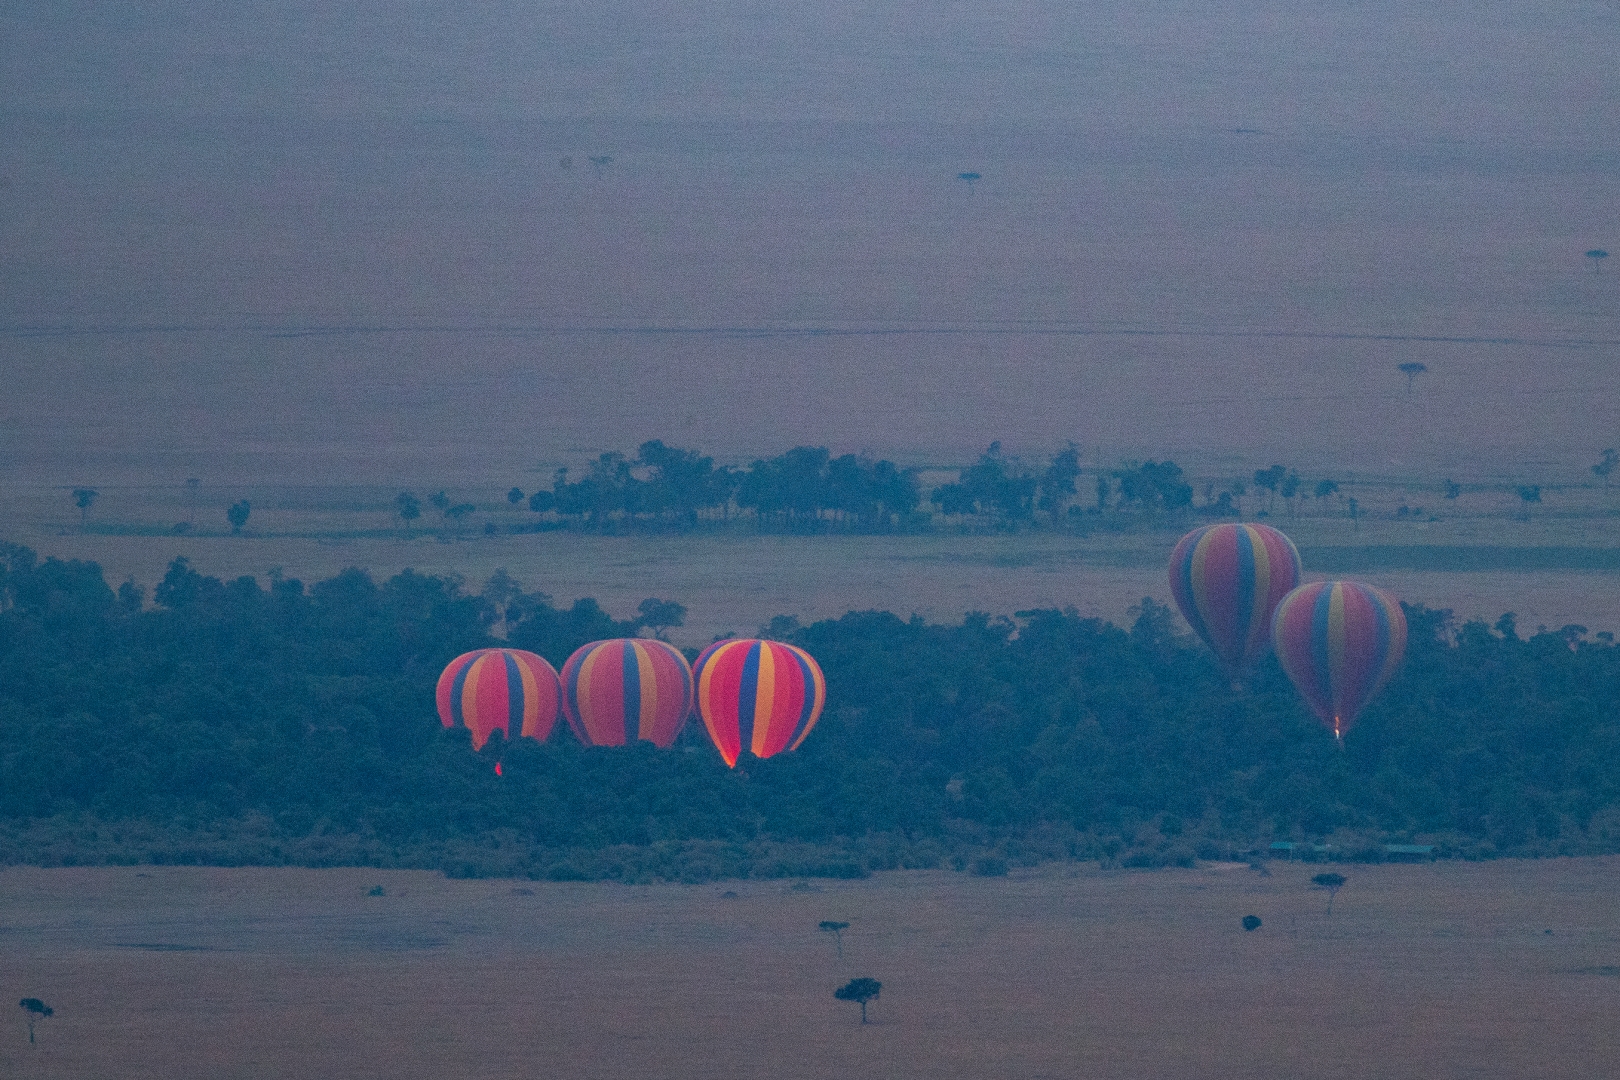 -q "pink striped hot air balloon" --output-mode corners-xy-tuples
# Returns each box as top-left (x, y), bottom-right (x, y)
(692, 639), (826, 768)
(436, 649), (561, 751)
(1271, 581), (1407, 740)
(1168, 523), (1302, 683)
(559, 638), (694, 748)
